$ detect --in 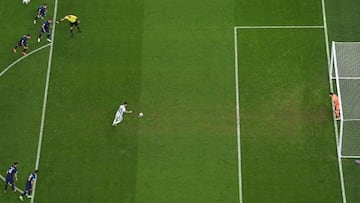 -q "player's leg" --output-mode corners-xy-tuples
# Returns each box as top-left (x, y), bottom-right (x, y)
(113, 116), (123, 126)
(112, 117), (122, 126)
(19, 190), (27, 201)
(335, 105), (340, 119)
(112, 111), (121, 126)
(69, 23), (74, 37)
(75, 21), (81, 32)
(70, 26), (74, 37)
(112, 118), (117, 126)
(4, 179), (9, 192)
(19, 193), (25, 201)
(46, 31), (51, 42)
(13, 42), (20, 53)
(112, 113), (117, 126)
(38, 30), (43, 42)
(34, 16), (38, 24)
(9, 180), (15, 192)
(34, 13), (40, 24)
(27, 188), (32, 198)
(21, 47), (28, 56)
(335, 109), (340, 119)
(4, 179), (15, 192)
(22, 190), (28, 196)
